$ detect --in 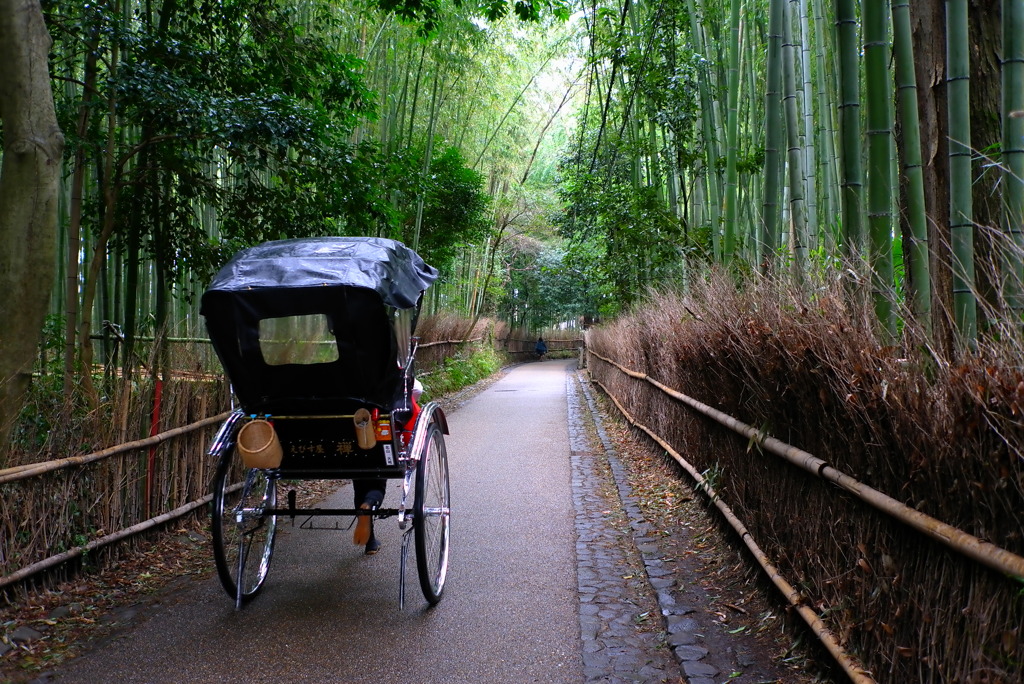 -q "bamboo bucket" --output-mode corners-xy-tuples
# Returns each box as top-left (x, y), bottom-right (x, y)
(236, 419), (283, 469)
(353, 408), (377, 450)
